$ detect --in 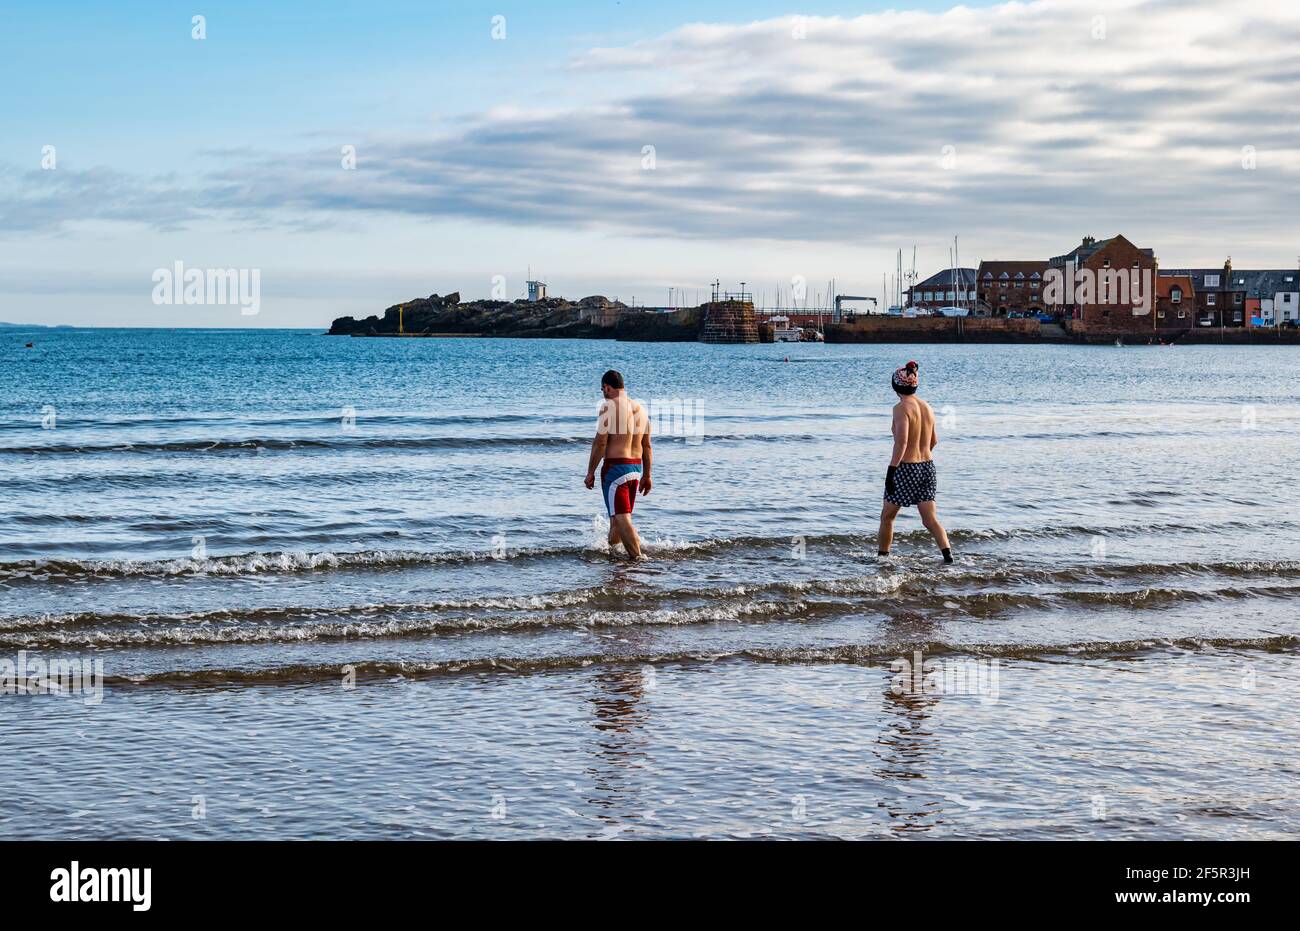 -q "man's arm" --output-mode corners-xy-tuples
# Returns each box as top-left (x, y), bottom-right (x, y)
(886, 405), (909, 497)
(639, 411), (653, 495)
(928, 402), (938, 450)
(585, 402), (610, 489)
(890, 406), (910, 467)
